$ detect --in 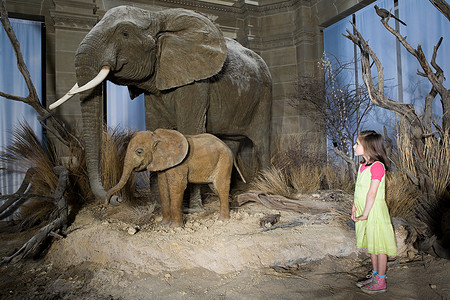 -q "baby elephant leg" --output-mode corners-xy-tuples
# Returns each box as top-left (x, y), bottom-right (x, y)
(211, 180), (230, 220)
(168, 176), (188, 227)
(157, 173), (171, 225)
